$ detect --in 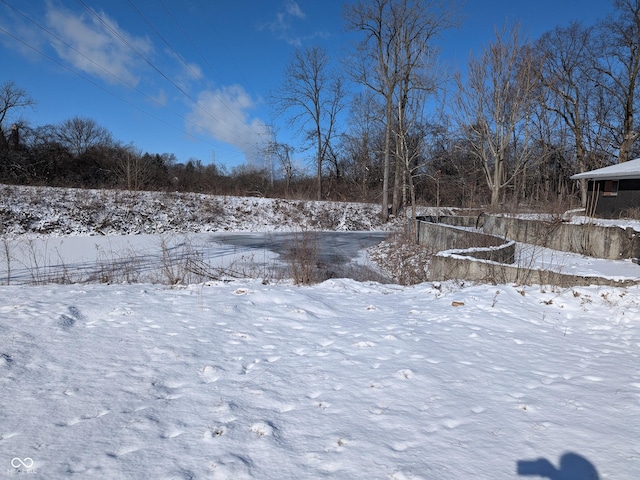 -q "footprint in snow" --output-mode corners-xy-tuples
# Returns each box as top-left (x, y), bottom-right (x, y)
(59, 315), (76, 329)
(1, 353), (13, 366)
(199, 365), (220, 383)
(395, 369), (414, 379)
(250, 421), (276, 437)
(68, 306), (85, 320)
(58, 306), (86, 329)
